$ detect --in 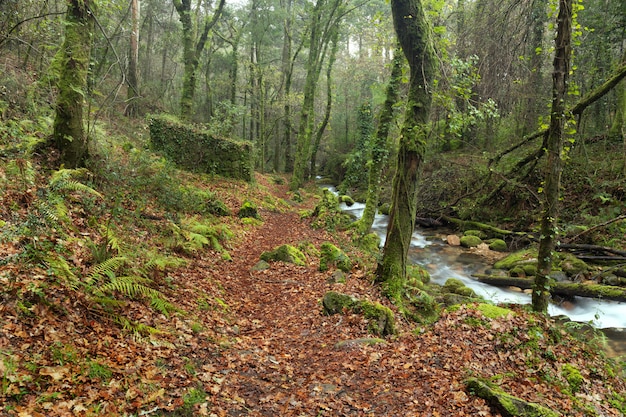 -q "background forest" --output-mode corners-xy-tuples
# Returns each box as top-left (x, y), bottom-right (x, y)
(1, 0), (625, 235)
